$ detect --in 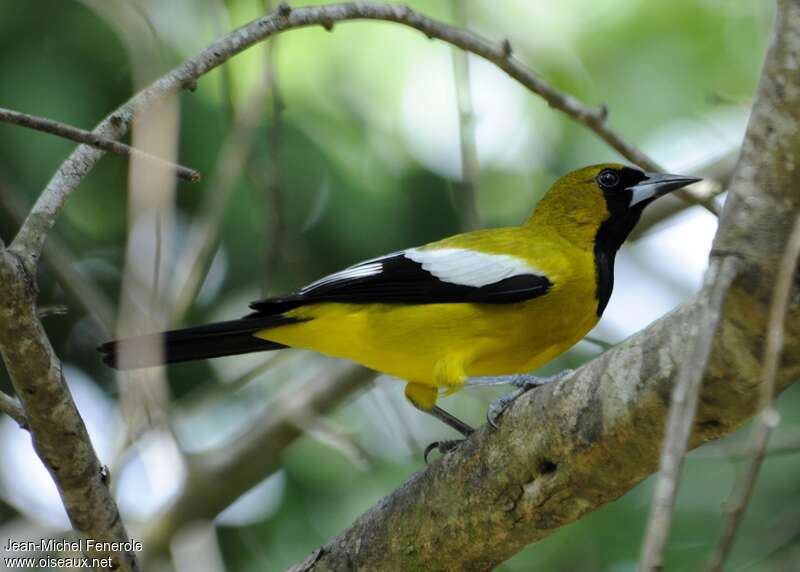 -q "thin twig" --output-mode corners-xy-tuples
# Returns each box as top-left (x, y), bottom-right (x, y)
(101, 0), (184, 461)
(0, 390), (27, 428)
(141, 364), (375, 561)
(36, 305), (69, 318)
(170, 71), (273, 324)
(638, 255), (740, 572)
(303, 418), (372, 471)
(706, 214), (800, 572)
(450, 0), (479, 231)
(149, 210), (164, 318)
(0, 179), (115, 337)
(695, 440), (800, 462)
(736, 505), (800, 571)
(1, 3), (785, 571)
(12, 1), (705, 268)
(258, 0), (288, 291)
(210, 0), (237, 125)
(582, 335), (615, 351)
(0, 106), (200, 183)
(633, 178), (726, 240)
